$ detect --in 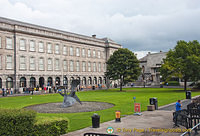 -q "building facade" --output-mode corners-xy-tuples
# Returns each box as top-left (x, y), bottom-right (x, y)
(0, 17), (121, 92)
(138, 52), (167, 86)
